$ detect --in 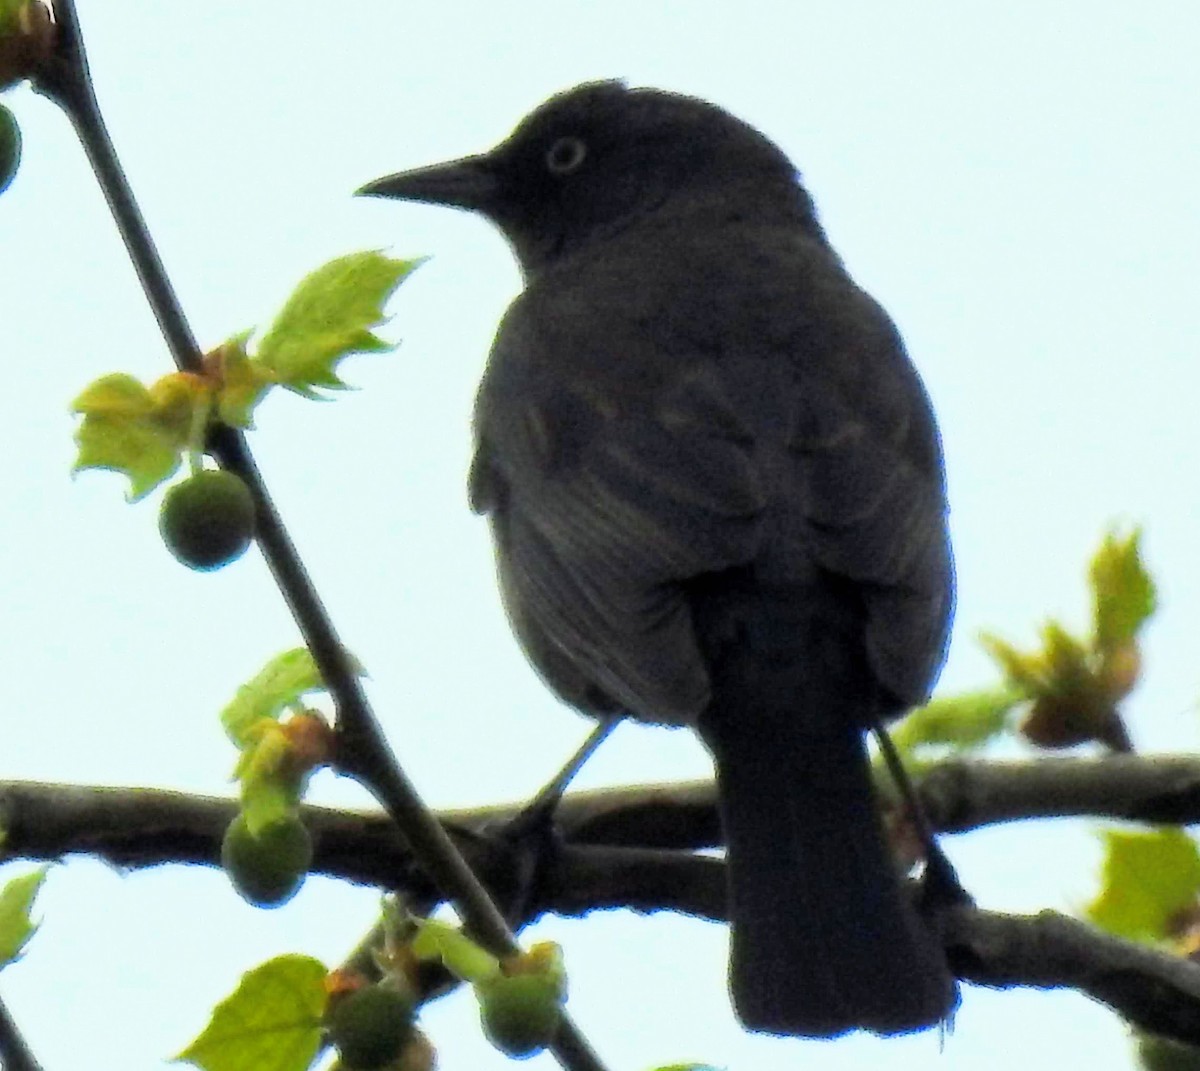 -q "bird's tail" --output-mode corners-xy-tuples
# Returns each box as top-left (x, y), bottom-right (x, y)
(700, 711), (957, 1037)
